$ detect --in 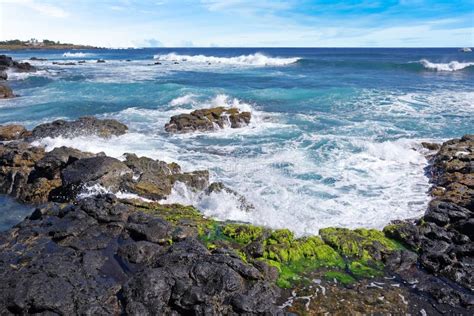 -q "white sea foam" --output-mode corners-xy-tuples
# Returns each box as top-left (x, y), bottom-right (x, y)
(153, 52), (300, 66)
(5, 69), (56, 80)
(169, 94), (198, 106)
(63, 52), (94, 58)
(29, 91), (449, 236)
(419, 59), (474, 71)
